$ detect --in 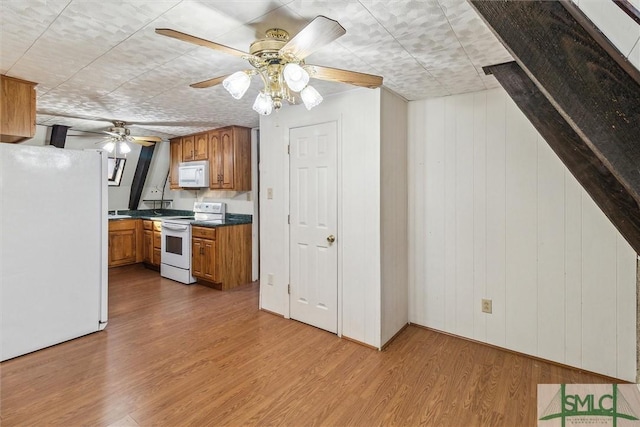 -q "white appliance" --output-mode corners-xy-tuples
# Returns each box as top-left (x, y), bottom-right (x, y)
(0, 144), (108, 361)
(193, 200), (226, 223)
(160, 218), (196, 284)
(160, 202), (225, 284)
(178, 161), (209, 188)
